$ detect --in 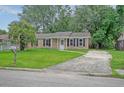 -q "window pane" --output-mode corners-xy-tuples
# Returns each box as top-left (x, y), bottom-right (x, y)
(83, 38), (85, 47)
(80, 39), (82, 46)
(67, 39), (69, 47)
(49, 39), (51, 46)
(74, 38), (75, 47)
(70, 39), (73, 46)
(43, 39), (45, 46)
(77, 38), (78, 47)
